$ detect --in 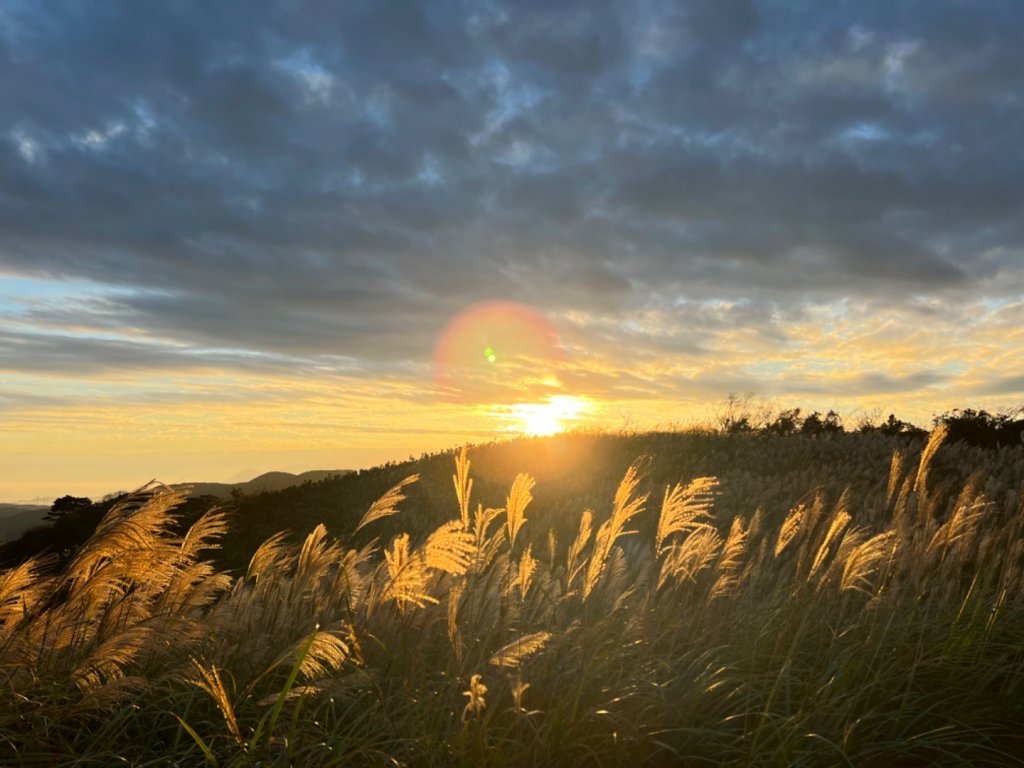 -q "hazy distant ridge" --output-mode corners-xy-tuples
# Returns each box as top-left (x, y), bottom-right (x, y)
(173, 469), (349, 499)
(0, 471), (348, 542)
(0, 504), (49, 542)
